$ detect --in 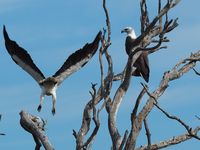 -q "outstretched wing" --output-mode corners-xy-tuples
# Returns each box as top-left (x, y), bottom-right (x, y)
(3, 25), (45, 83)
(53, 31), (102, 85)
